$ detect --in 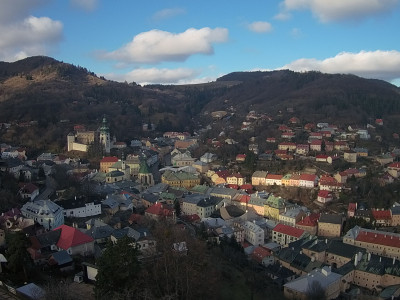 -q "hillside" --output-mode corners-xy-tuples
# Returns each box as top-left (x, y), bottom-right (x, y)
(1, 56), (400, 151)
